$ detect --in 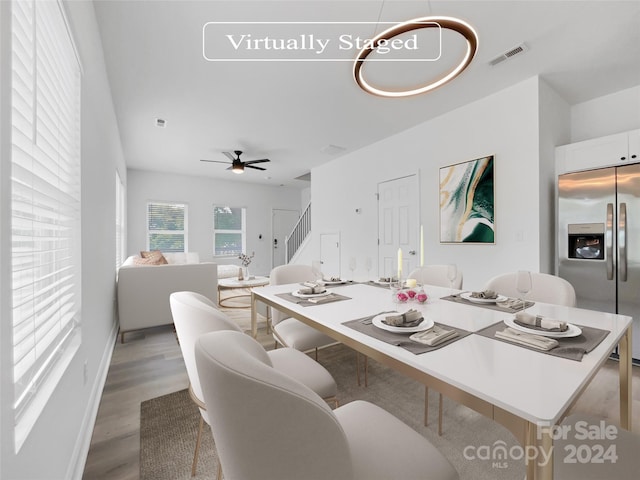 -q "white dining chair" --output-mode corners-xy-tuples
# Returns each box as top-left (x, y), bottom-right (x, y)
(484, 272), (577, 307)
(195, 329), (459, 480)
(170, 291), (338, 477)
(407, 265), (464, 289)
(268, 264), (337, 359)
